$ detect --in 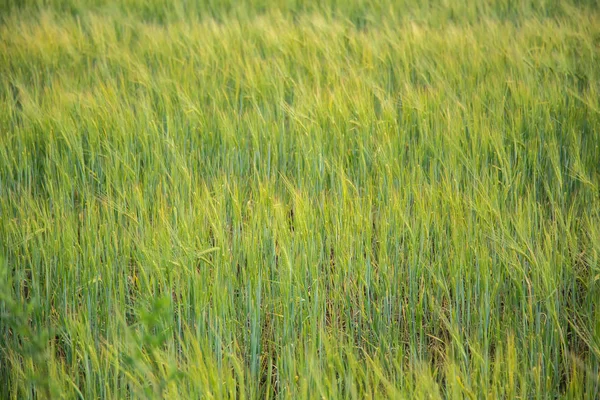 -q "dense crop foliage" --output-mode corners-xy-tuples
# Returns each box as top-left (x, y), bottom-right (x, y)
(1, 0), (599, 398)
